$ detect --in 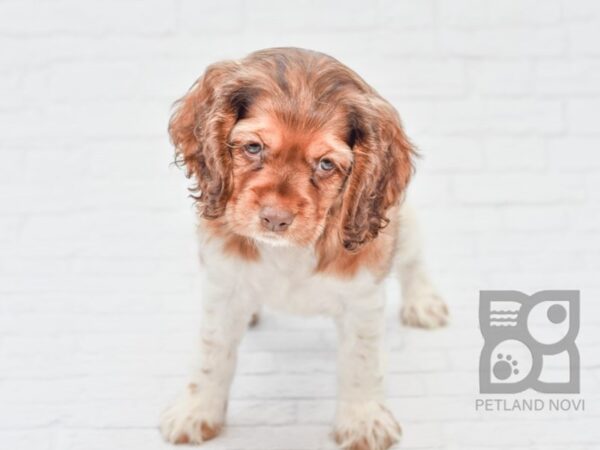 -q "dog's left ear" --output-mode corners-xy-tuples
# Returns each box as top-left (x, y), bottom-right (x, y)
(340, 96), (415, 252)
